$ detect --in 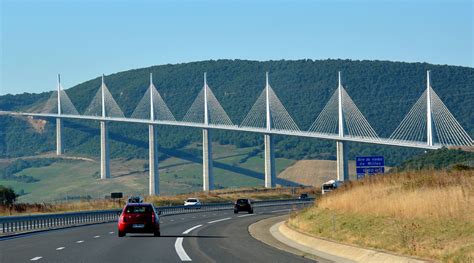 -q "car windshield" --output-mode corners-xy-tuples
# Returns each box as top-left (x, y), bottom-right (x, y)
(237, 199), (249, 204)
(187, 199), (197, 202)
(125, 205), (151, 213)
